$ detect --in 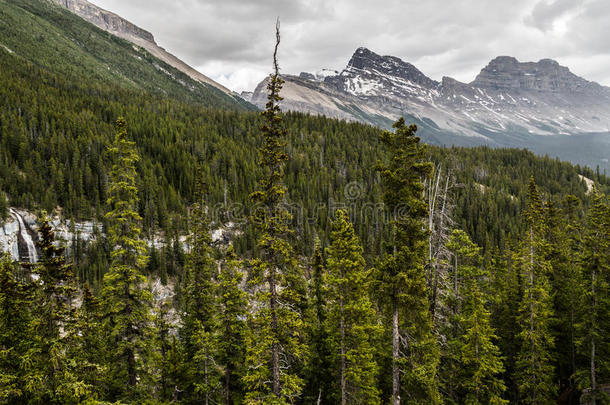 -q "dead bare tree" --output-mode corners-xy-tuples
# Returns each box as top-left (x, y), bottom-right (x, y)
(424, 165), (458, 323)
